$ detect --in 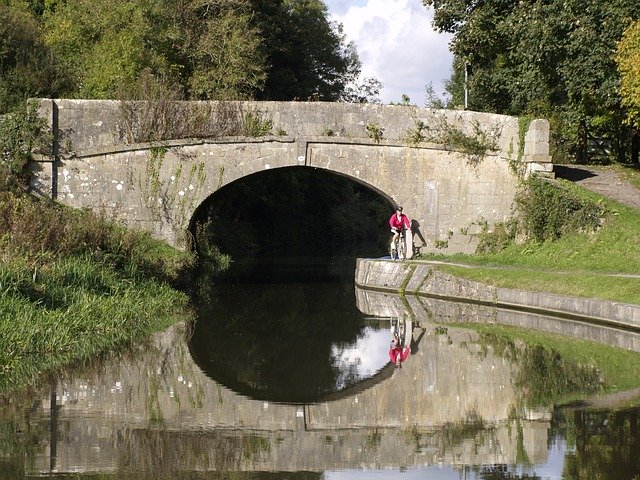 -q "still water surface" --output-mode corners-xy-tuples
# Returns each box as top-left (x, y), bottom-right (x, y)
(1, 265), (640, 479)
